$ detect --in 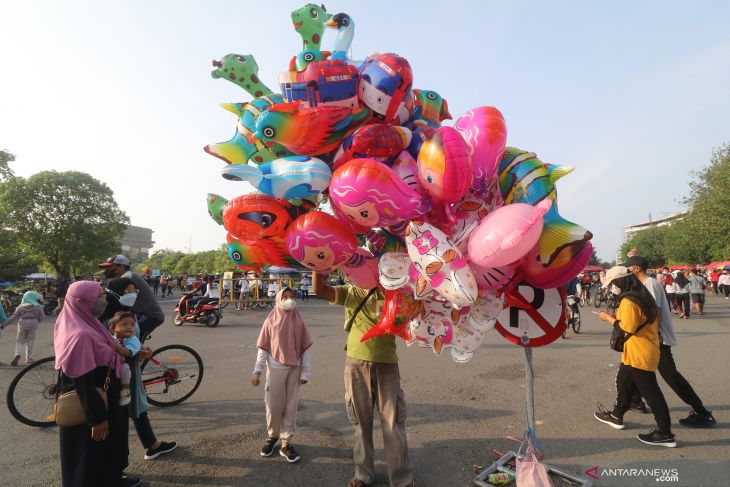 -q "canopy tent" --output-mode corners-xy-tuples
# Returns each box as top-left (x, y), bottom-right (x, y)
(582, 265), (604, 272)
(703, 261), (730, 270)
(266, 266), (299, 274)
(25, 273), (55, 281)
